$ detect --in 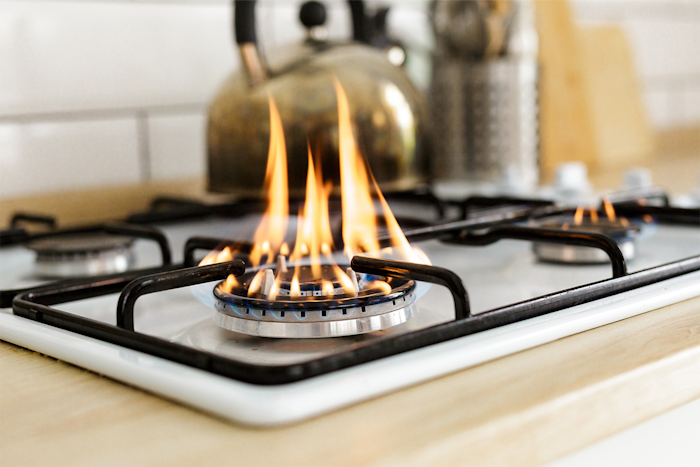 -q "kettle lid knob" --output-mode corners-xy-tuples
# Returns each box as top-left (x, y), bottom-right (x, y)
(299, 1), (327, 28)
